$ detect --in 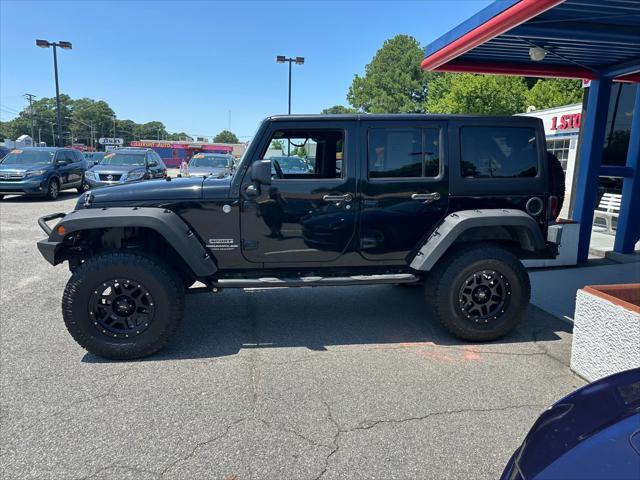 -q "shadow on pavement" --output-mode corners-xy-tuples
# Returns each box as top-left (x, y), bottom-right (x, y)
(83, 284), (572, 363)
(0, 191), (79, 203)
